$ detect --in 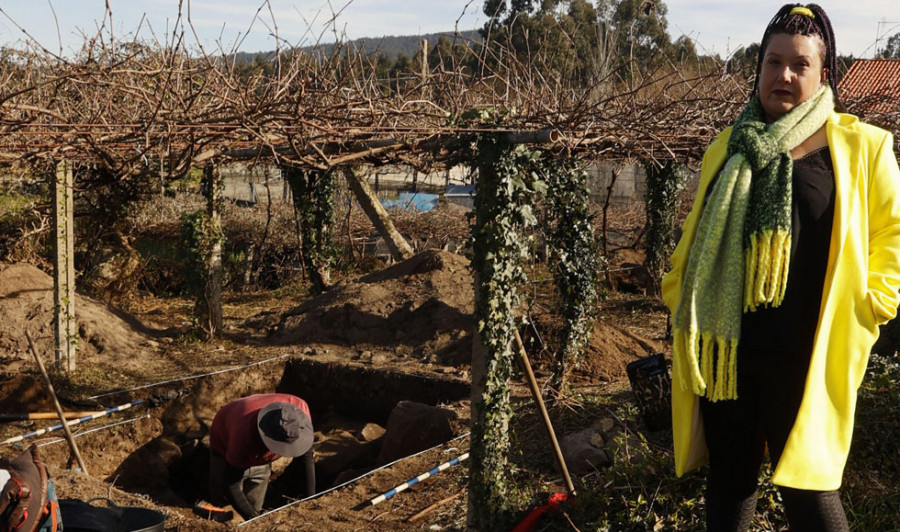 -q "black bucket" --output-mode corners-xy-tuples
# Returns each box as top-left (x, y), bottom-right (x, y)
(121, 505), (166, 532)
(626, 353), (672, 432)
(59, 498), (165, 532)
